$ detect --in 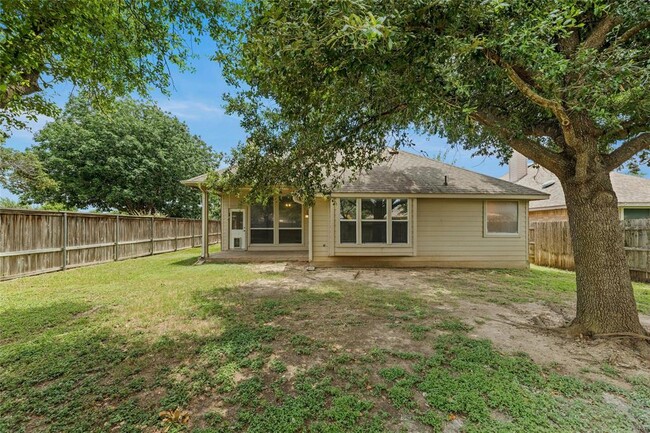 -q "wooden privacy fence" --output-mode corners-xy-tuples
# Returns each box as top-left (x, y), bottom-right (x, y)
(529, 219), (650, 282)
(0, 208), (220, 281)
